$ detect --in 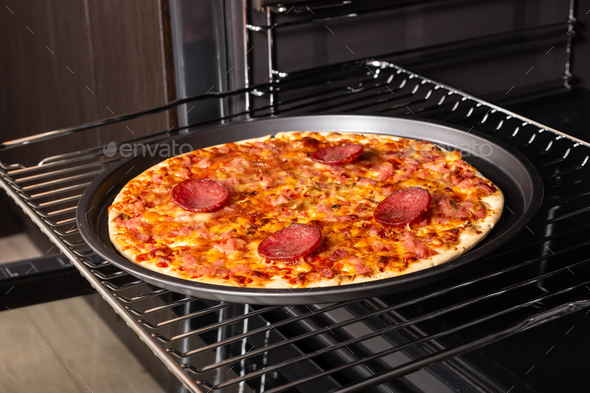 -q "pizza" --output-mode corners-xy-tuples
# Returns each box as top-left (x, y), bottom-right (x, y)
(108, 131), (503, 288)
